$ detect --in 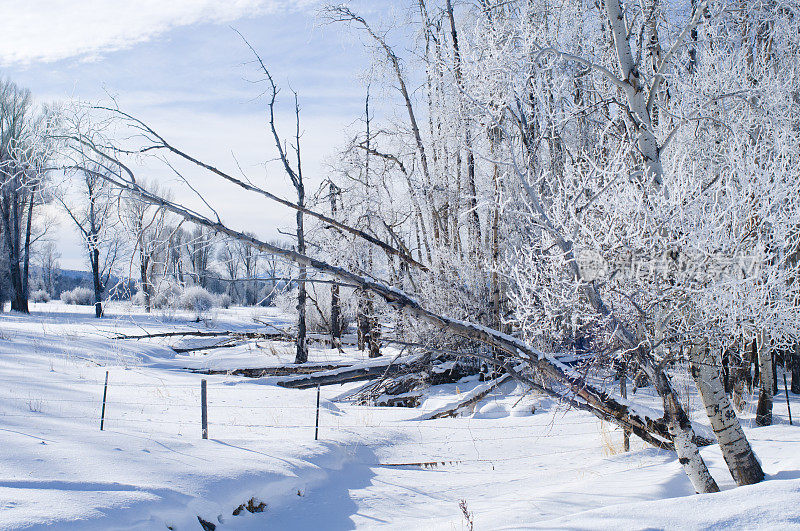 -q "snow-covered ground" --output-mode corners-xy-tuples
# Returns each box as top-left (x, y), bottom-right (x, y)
(1, 301), (799, 530)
